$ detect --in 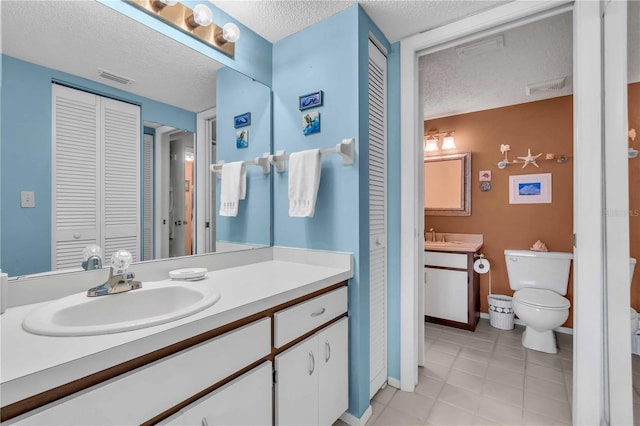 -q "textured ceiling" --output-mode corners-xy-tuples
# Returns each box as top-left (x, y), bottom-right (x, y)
(421, 12), (574, 119)
(210, 0), (509, 43)
(0, 0), (222, 113)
